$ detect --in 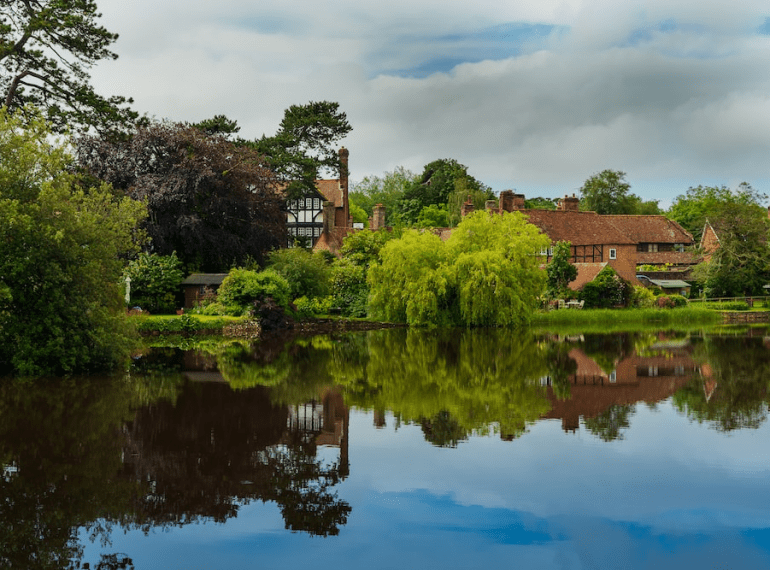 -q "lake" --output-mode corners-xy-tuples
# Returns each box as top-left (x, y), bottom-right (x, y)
(2, 327), (770, 569)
